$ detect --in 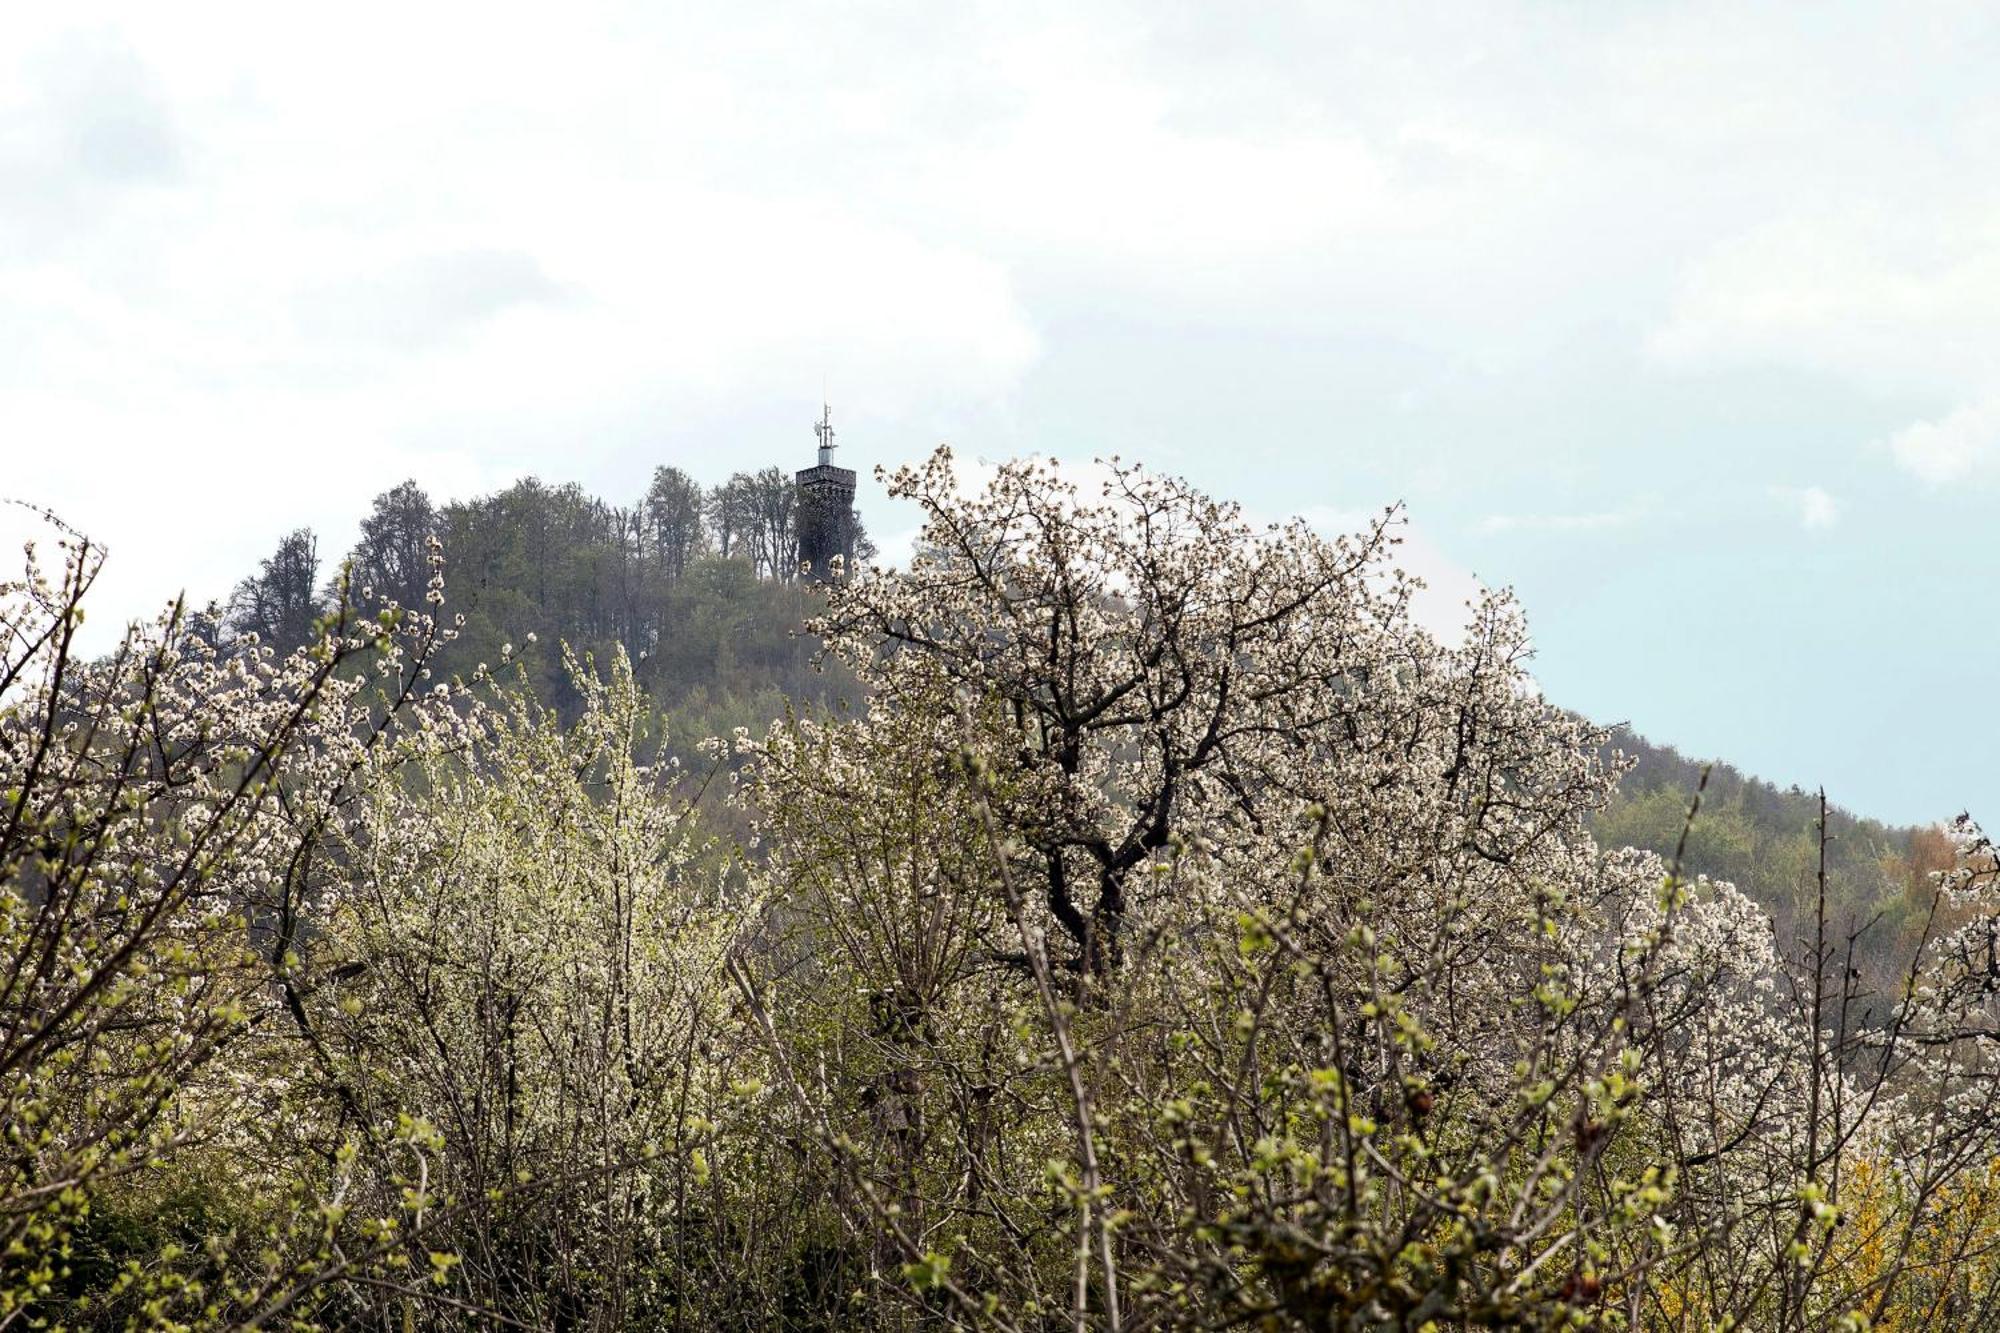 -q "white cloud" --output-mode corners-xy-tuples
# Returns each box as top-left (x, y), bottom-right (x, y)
(1887, 401), (2000, 485)
(1647, 194), (2000, 494)
(1648, 209), (2000, 397)
(1629, 15), (2000, 494)
(1798, 486), (1841, 529)
(1771, 485), (1842, 530)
